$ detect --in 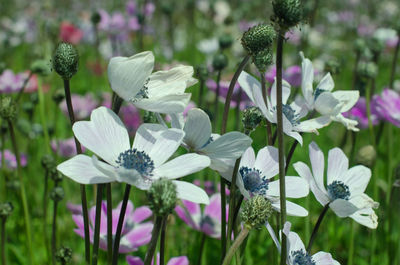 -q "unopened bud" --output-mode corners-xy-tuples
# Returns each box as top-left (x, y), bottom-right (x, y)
(356, 145), (376, 167)
(0, 202), (13, 218)
(195, 65), (209, 81)
(242, 107), (264, 131)
(52, 89), (65, 104)
(219, 34), (233, 50)
(30, 59), (51, 76)
(41, 154), (56, 171)
(324, 59), (341, 75)
(241, 24), (276, 55)
(357, 61), (377, 80)
(272, 0), (303, 30)
(55, 246), (72, 264)
(147, 178), (177, 216)
(0, 97), (17, 121)
(50, 187), (65, 202)
(253, 48), (273, 74)
(212, 53), (228, 71)
(91, 12), (101, 25)
(53, 42), (79, 80)
(240, 195), (273, 229)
